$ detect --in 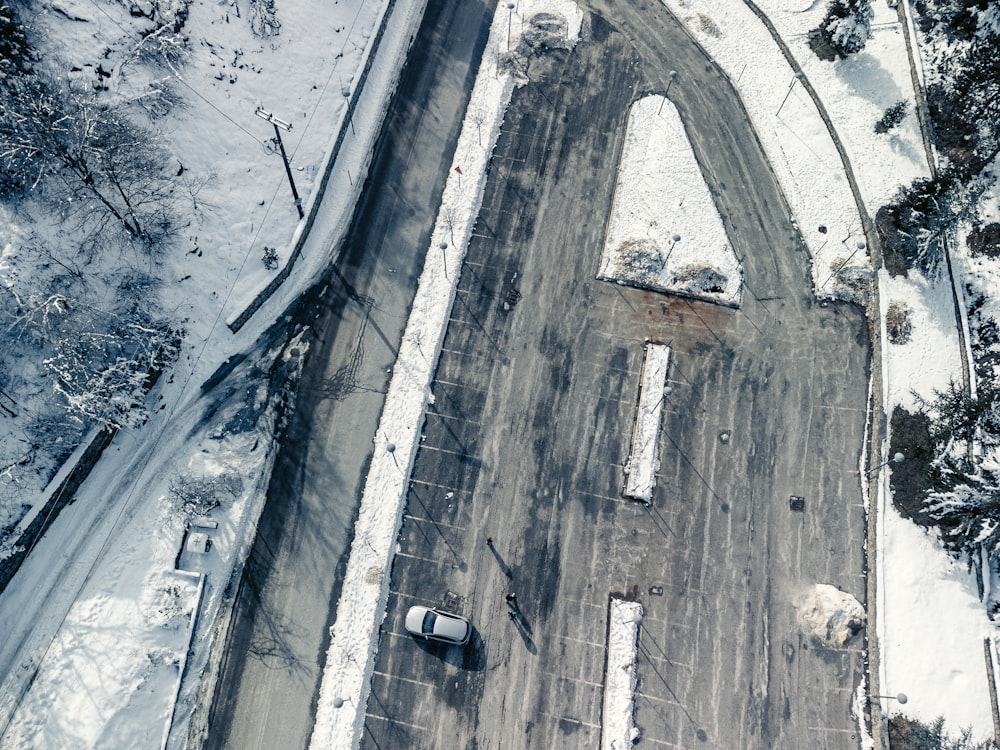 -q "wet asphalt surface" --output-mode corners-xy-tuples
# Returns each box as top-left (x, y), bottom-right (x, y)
(204, 1), (872, 749)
